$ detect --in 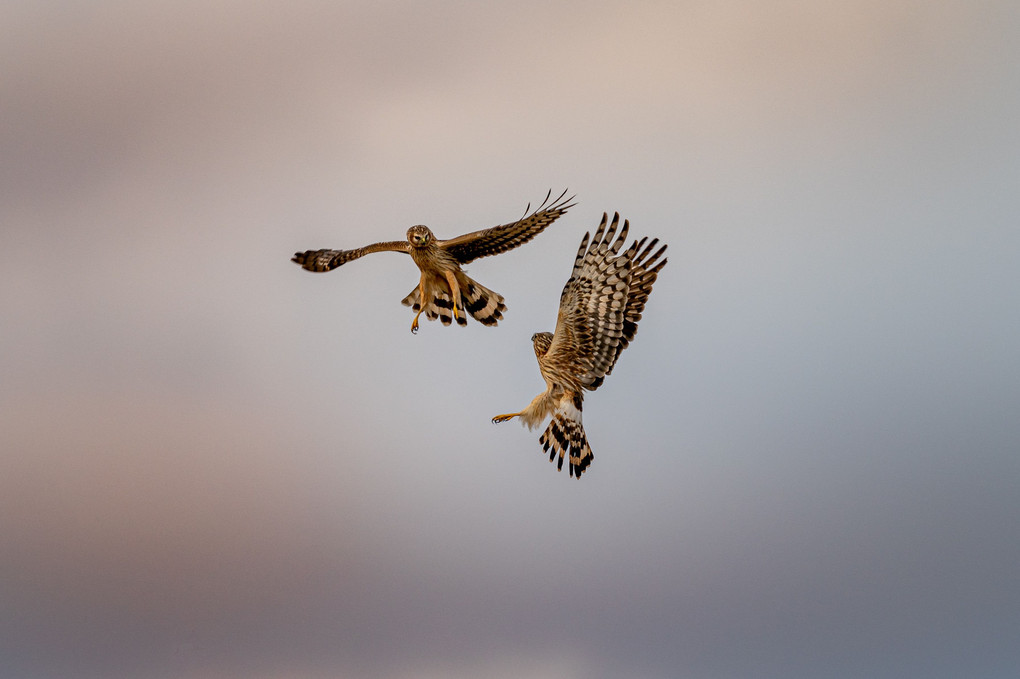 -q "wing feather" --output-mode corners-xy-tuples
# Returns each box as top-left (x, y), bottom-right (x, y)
(440, 189), (575, 264)
(544, 212), (668, 391)
(544, 213), (632, 385)
(586, 229), (667, 389)
(292, 240), (410, 272)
